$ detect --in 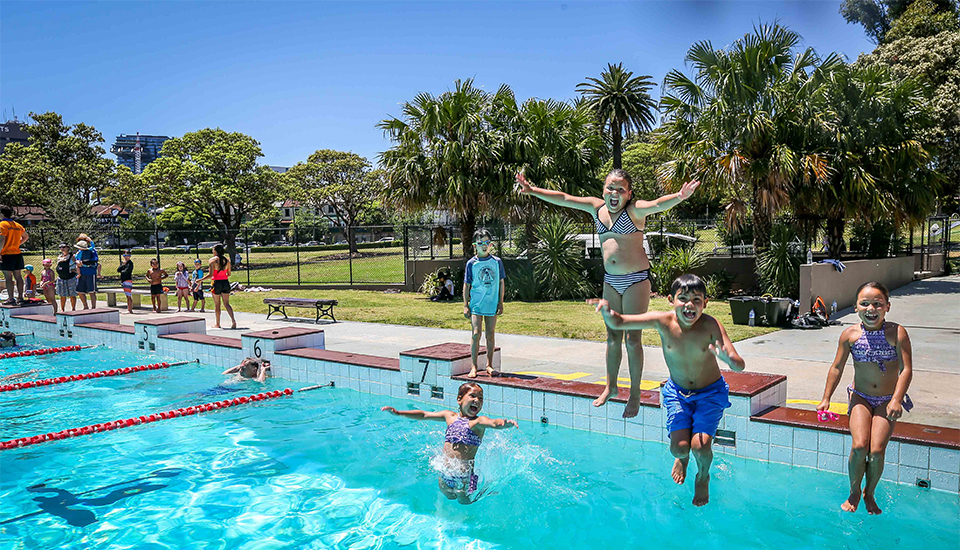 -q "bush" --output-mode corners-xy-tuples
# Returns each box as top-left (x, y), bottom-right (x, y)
(504, 261), (543, 302)
(757, 224), (801, 298)
(850, 218), (896, 258)
(715, 211), (753, 248)
(650, 246), (708, 295)
(704, 271), (734, 299)
(530, 215), (593, 300)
